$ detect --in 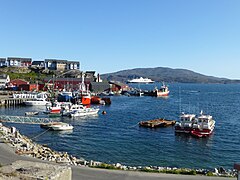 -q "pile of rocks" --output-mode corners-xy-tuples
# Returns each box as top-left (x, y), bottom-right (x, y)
(0, 123), (89, 166)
